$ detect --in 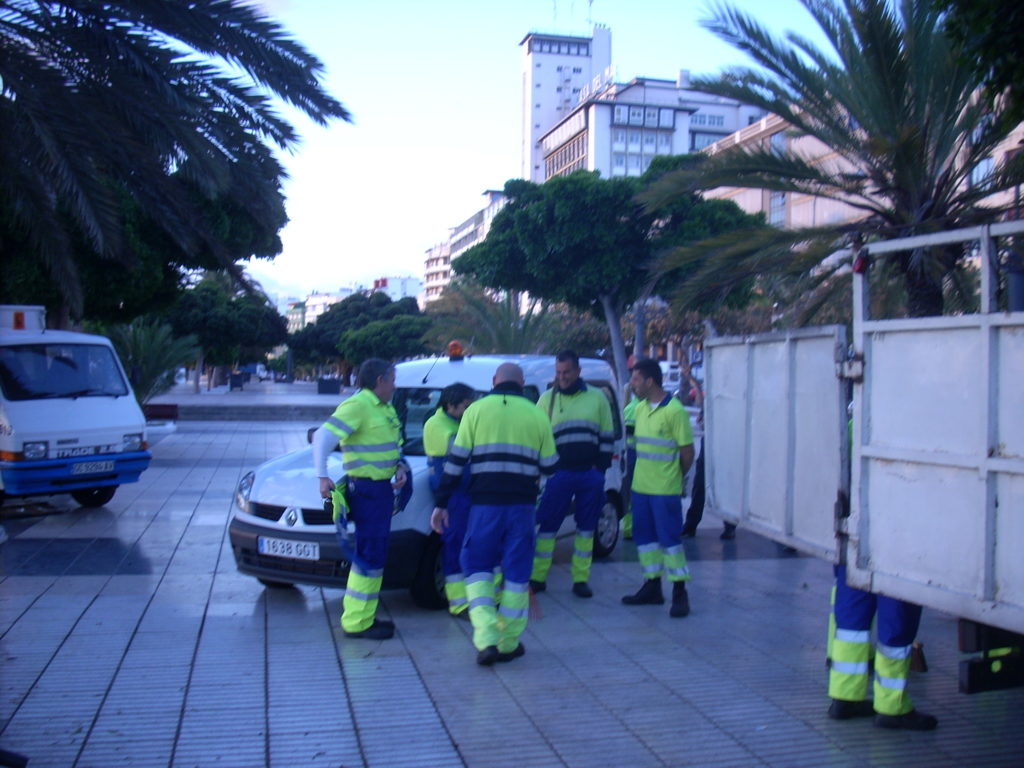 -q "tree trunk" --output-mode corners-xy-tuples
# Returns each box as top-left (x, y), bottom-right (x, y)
(902, 249), (946, 318)
(600, 294), (630, 390)
(192, 349), (204, 394)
